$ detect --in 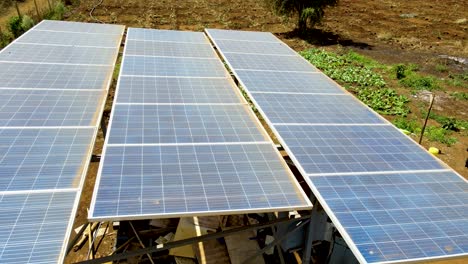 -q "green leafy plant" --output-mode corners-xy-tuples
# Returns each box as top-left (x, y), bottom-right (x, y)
(424, 126), (457, 146)
(20, 15), (34, 32)
(393, 117), (421, 133)
(0, 30), (13, 49)
(357, 88), (409, 116)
